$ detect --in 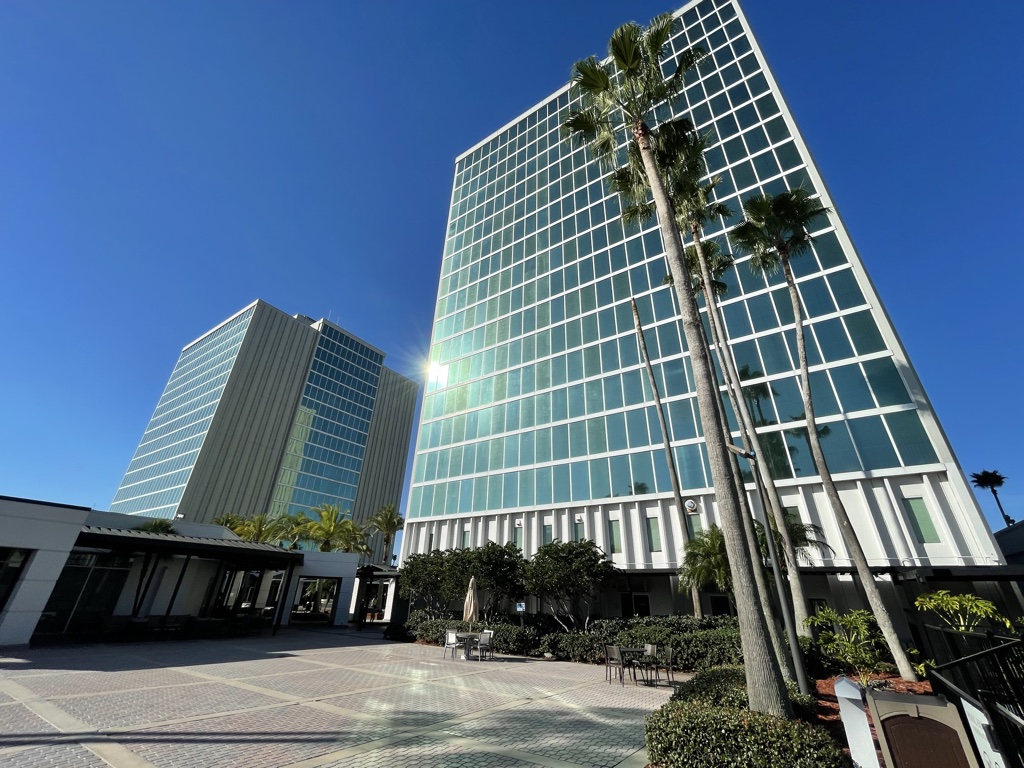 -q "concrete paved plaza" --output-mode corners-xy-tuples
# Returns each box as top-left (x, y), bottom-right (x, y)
(0, 628), (673, 768)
